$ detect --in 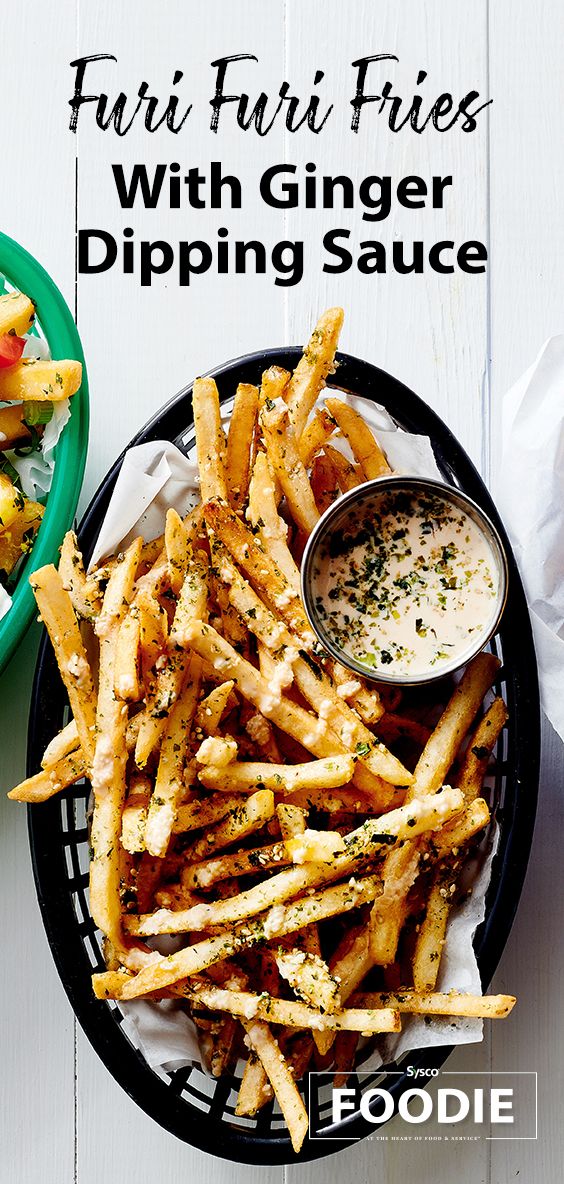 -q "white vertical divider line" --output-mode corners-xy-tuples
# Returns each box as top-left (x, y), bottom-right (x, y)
(484, 2), (494, 1172)
(282, 19), (289, 1184)
(283, 0), (290, 348)
(74, 4), (80, 1179)
(482, 0), (492, 487)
